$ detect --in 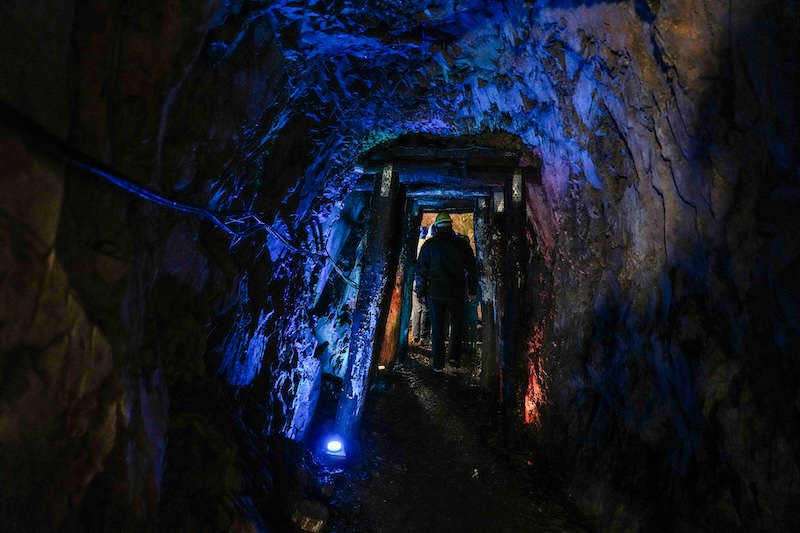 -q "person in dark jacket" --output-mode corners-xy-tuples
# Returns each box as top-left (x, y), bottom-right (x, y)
(415, 212), (478, 371)
(410, 224), (431, 344)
